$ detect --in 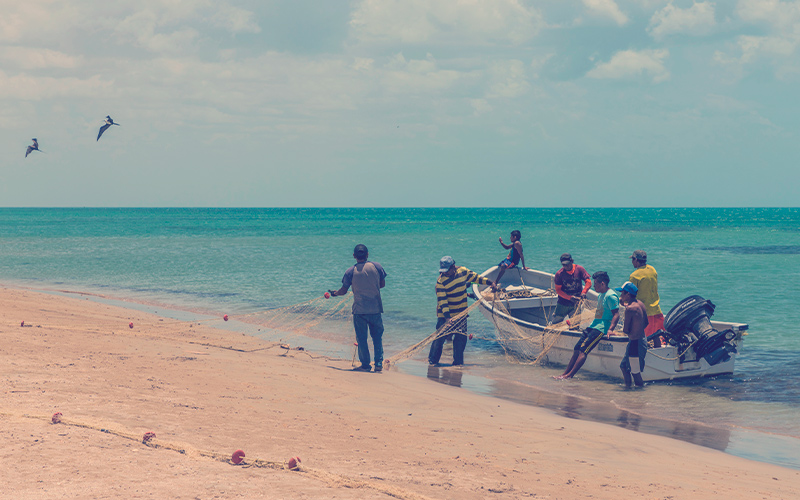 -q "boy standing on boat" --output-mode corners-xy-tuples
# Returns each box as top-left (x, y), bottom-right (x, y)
(629, 250), (664, 346)
(617, 281), (648, 388)
(429, 256), (498, 366)
(495, 230), (527, 284)
(329, 244), (387, 372)
(553, 253), (592, 323)
(554, 271), (620, 380)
